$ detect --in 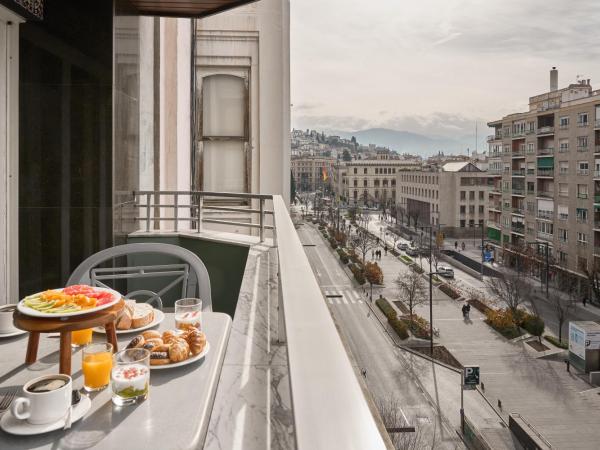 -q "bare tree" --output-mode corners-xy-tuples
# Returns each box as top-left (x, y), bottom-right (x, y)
(584, 264), (600, 304)
(395, 270), (427, 323)
(485, 269), (532, 318)
(376, 395), (441, 450)
(531, 272), (578, 343)
(389, 231), (402, 252)
(349, 229), (377, 265)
